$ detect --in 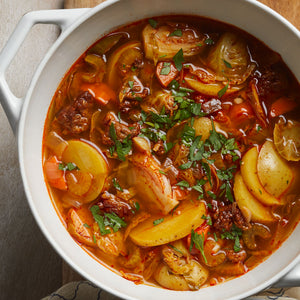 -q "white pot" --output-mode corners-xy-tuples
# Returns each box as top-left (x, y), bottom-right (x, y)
(0, 0), (299, 299)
